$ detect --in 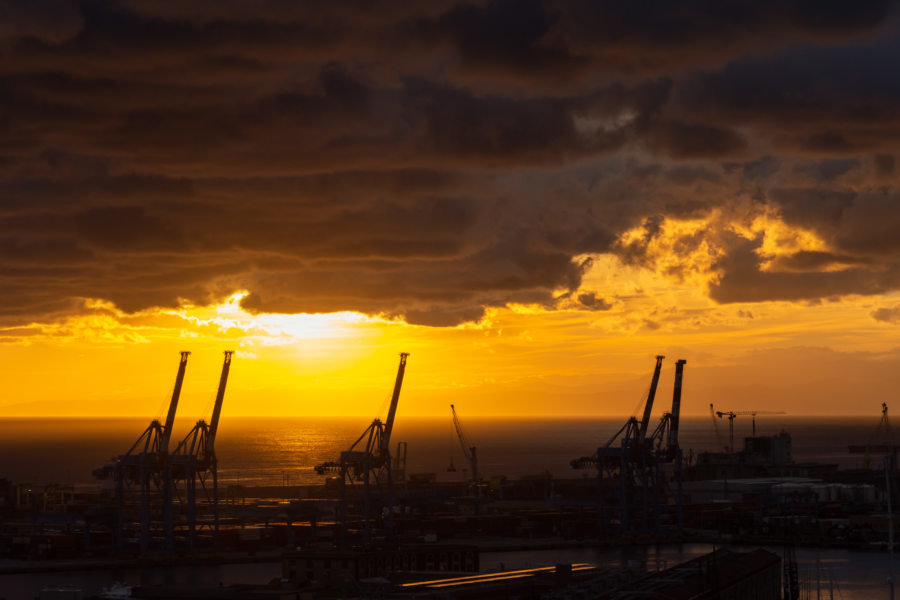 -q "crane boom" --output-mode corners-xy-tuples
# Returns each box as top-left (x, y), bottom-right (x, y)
(451, 404), (478, 482)
(206, 350), (234, 453)
(382, 352), (409, 454)
(639, 355), (665, 439)
(161, 351), (190, 453)
(667, 359), (686, 454)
